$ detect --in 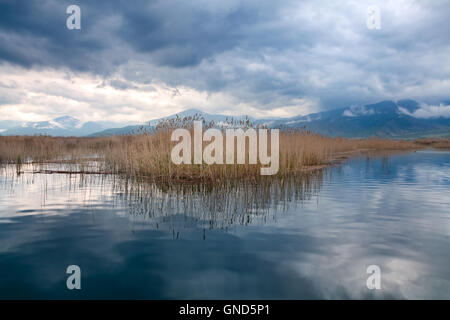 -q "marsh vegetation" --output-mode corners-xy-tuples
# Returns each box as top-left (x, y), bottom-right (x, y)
(0, 116), (445, 183)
